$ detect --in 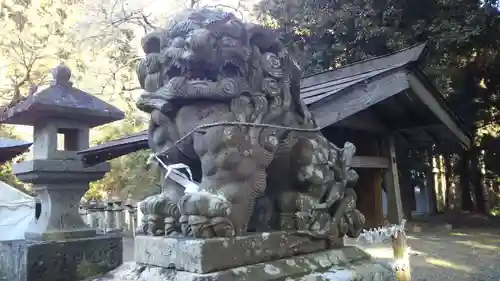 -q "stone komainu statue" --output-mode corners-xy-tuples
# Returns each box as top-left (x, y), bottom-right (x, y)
(136, 8), (365, 242)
